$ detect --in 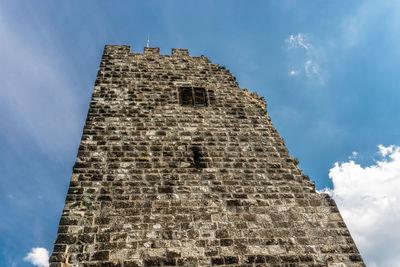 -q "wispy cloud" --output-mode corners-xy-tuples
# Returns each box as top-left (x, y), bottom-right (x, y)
(324, 145), (400, 267)
(341, 2), (394, 48)
(24, 248), (49, 267)
(304, 59), (320, 78)
(285, 33), (323, 82)
(286, 33), (312, 50)
(348, 151), (358, 160)
(336, 0), (400, 54)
